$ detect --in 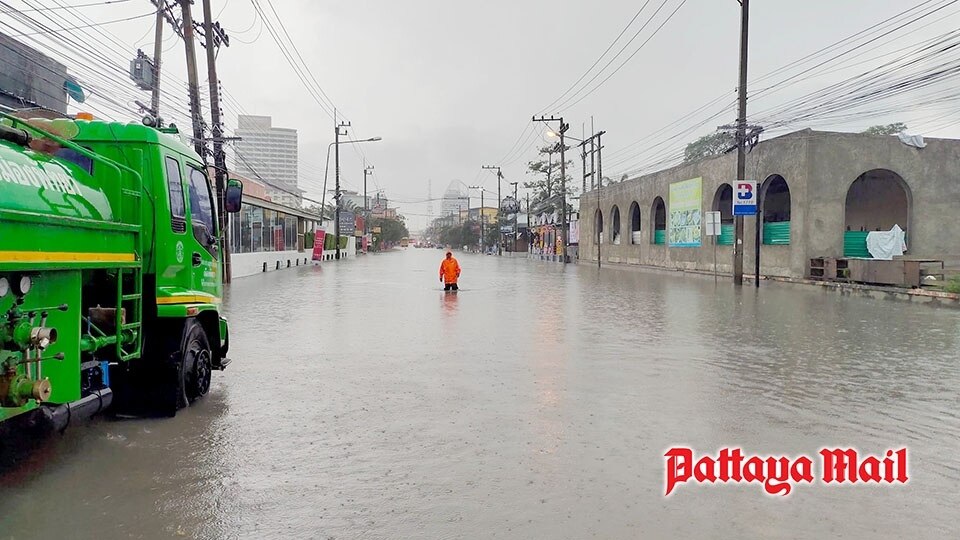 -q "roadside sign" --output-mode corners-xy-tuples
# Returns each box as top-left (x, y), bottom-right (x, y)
(733, 181), (757, 216)
(705, 211), (722, 236)
(312, 229), (326, 261)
